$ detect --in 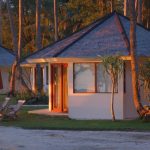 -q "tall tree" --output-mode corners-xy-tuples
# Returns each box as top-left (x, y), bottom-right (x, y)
(0, 0), (2, 44)
(111, 0), (115, 12)
(6, 0), (18, 53)
(102, 0), (107, 16)
(6, 0), (18, 95)
(137, 0), (142, 24)
(124, 0), (128, 16)
(18, 0), (23, 61)
(54, 0), (58, 41)
(18, 0), (32, 94)
(129, 0), (148, 117)
(36, 0), (42, 50)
